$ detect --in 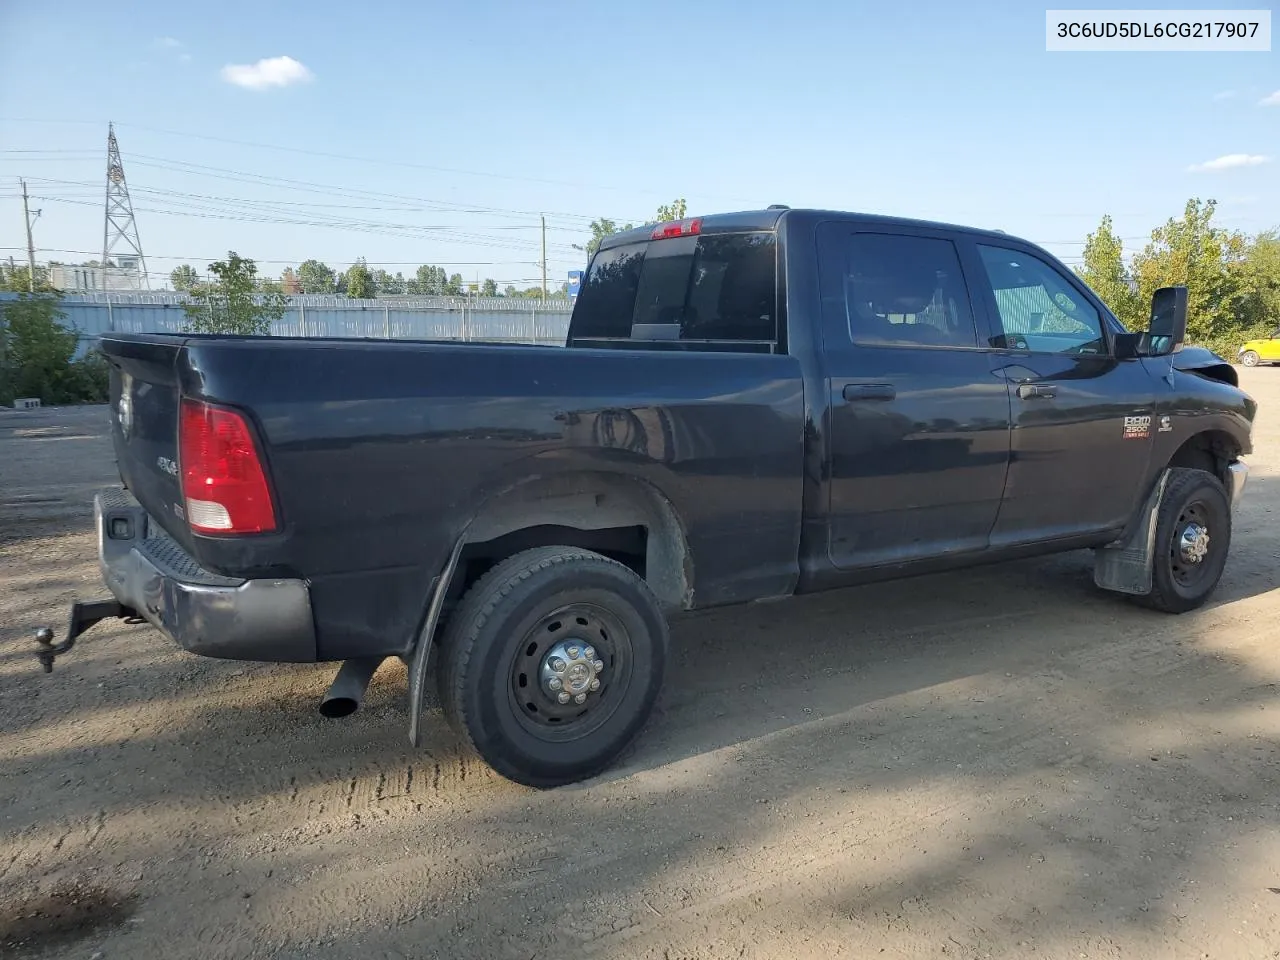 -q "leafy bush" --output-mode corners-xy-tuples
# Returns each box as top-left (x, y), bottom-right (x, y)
(0, 293), (109, 405)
